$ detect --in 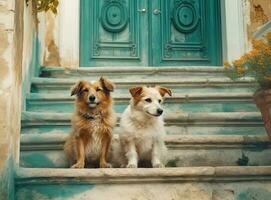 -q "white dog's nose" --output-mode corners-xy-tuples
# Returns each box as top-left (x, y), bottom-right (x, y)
(157, 108), (163, 115)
